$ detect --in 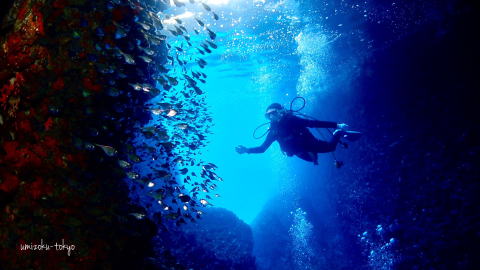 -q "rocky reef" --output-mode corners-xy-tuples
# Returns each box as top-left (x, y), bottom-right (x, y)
(153, 207), (256, 270)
